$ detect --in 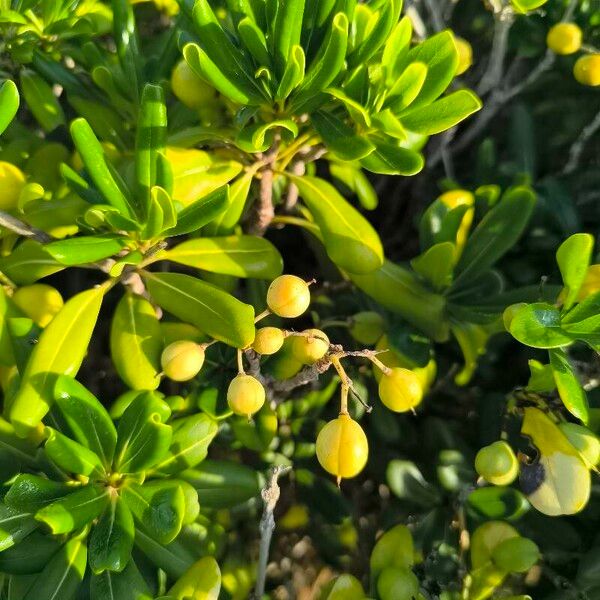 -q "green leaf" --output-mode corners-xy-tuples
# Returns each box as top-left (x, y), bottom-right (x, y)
(329, 162), (377, 210)
(549, 347), (589, 424)
(312, 111), (375, 161)
(70, 118), (135, 217)
(134, 529), (194, 580)
(467, 486), (529, 521)
(236, 120), (298, 153)
(289, 174), (383, 274)
(123, 481), (185, 544)
(0, 505), (38, 552)
(386, 460), (441, 506)
(411, 242), (455, 291)
(152, 185), (177, 230)
(110, 293), (162, 391)
(44, 427), (105, 478)
(5, 474), (72, 513)
(276, 45), (305, 100)
(0, 529), (63, 575)
(152, 414), (218, 476)
(167, 186), (230, 237)
(204, 173), (253, 235)
(0, 240), (64, 285)
(167, 556), (221, 600)
(399, 30), (458, 109)
(23, 535), (87, 600)
(556, 233), (594, 310)
(0, 80), (19, 136)
(385, 62), (428, 113)
(10, 286), (104, 436)
(271, 0), (305, 75)
(450, 321), (490, 385)
(400, 89), (482, 134)
(509, 303), (574, 349)
(238, 17), (272, 68)
(112, 0), (142, 103)
(52, 375), (117, 467)
(143, 272), (255, 348)
(20, 70), (65, 132)
(158, 235), (283, 280)
(511, 0), (549, 13)
(382, 17), (413, 84)
(44, 235), (128, 266)
(180, 460), (263, 508)
(136, 84), (167, 211)
(90, 558), (150, 600)
(36, 486), (110, 534)
(454, 186), (536, 285)
(360, 138), (424, 176)
(114, 392), (172, 474)
(89, 497), (134, 574)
